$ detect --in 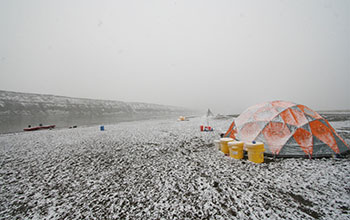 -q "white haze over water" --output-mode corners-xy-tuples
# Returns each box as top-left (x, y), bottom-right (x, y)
(0, 0), (349, 114)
